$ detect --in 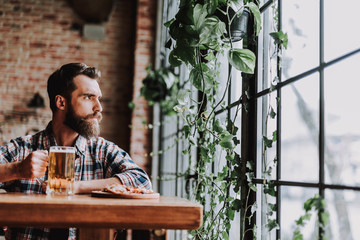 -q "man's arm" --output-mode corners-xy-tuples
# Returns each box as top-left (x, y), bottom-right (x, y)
(103, 141), (152, 190)
(73, 177), (120, 194)
(0, 150), (49, 183)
